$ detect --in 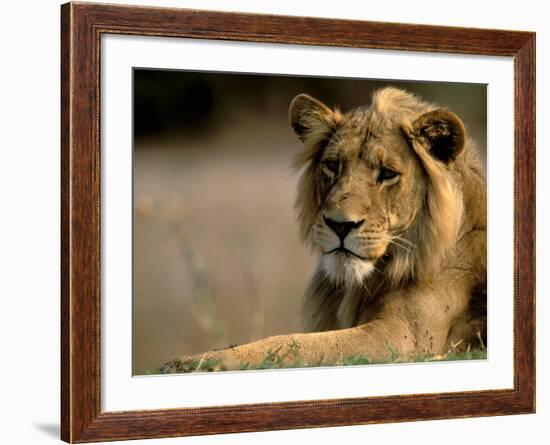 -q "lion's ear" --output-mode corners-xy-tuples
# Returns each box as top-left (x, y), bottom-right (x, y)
(409, 110), (466, 163)
(289, 94), (341, 143)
